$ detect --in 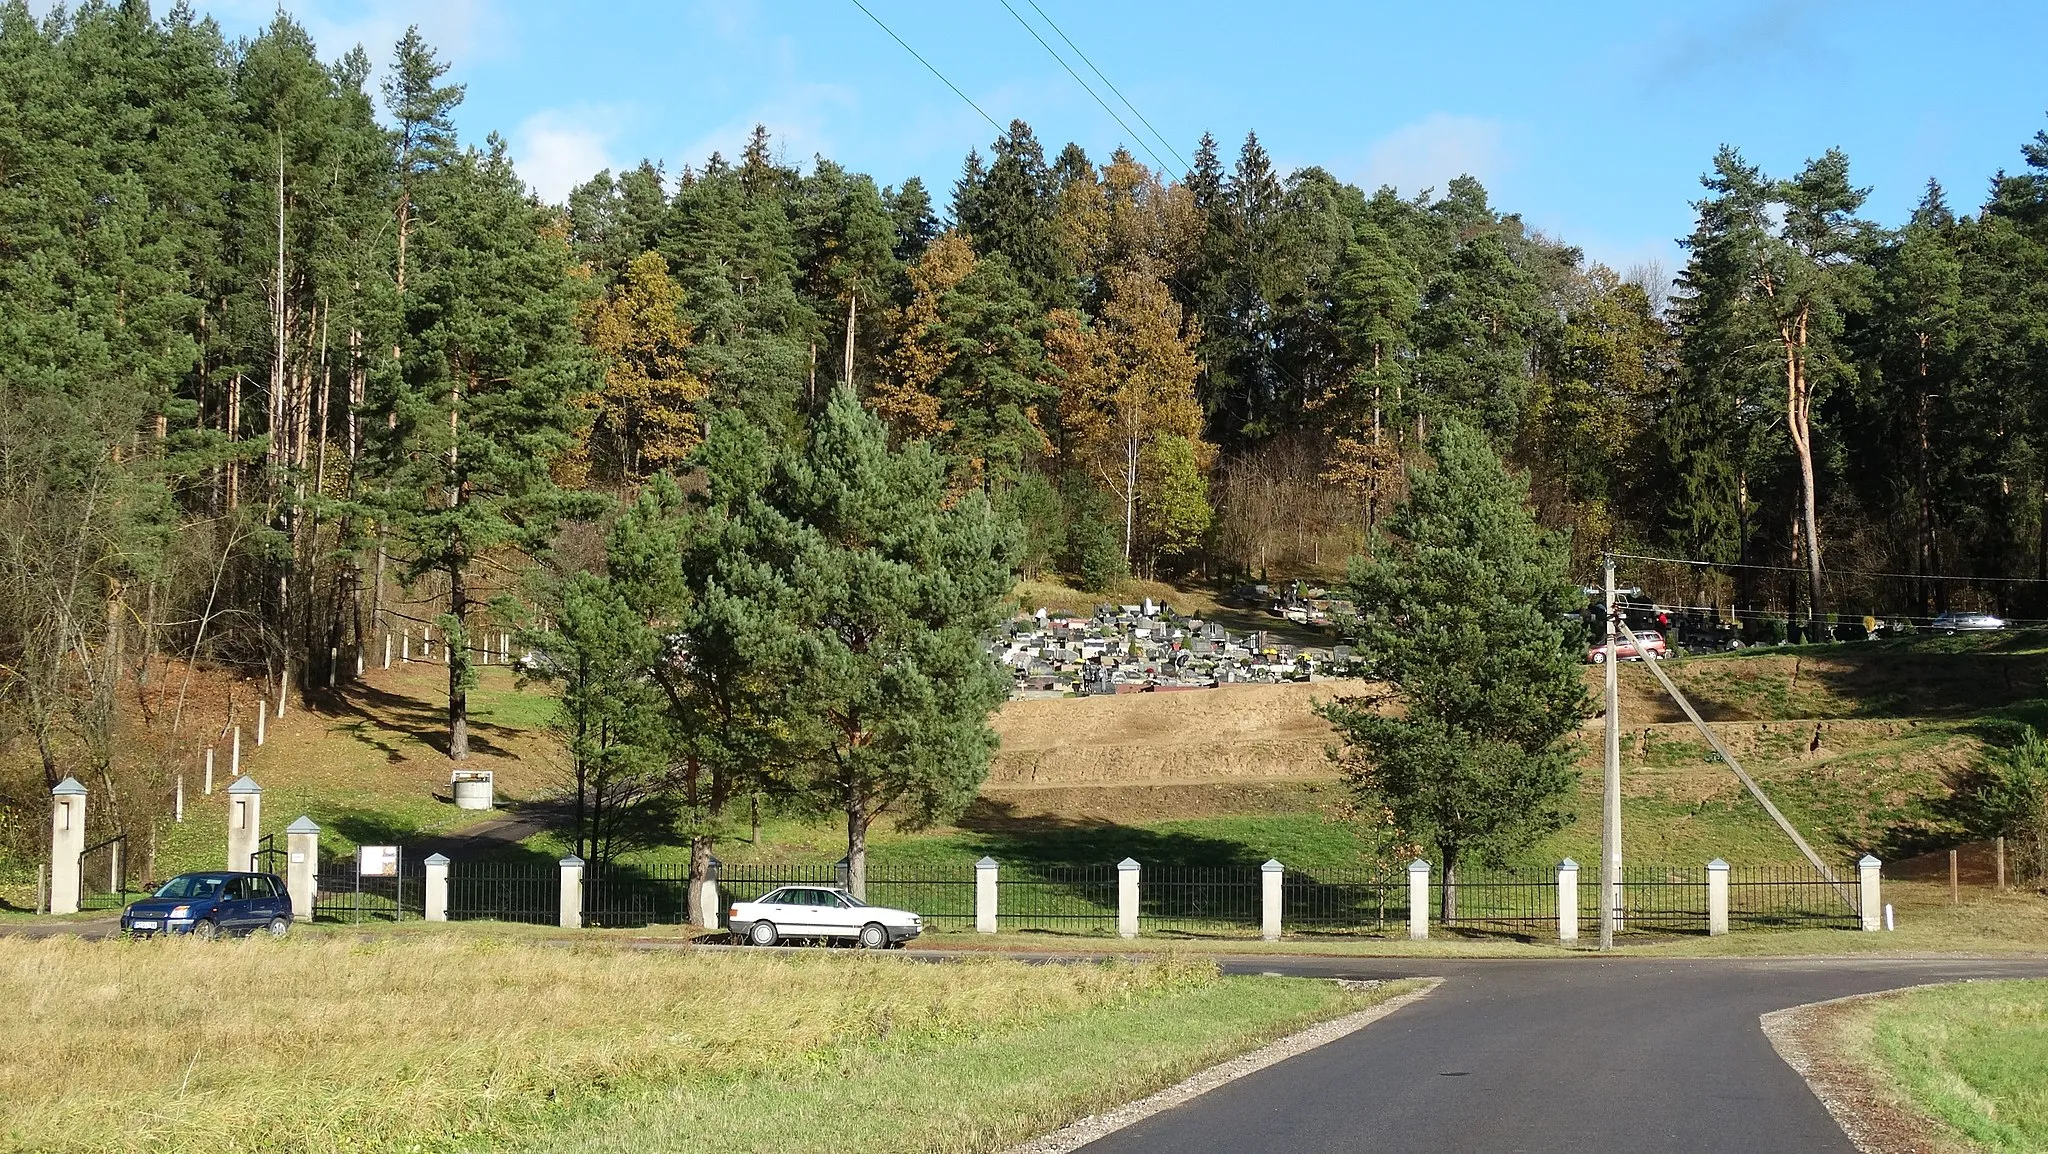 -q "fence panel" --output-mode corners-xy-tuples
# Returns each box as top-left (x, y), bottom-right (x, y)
(1436, 867), (1559, 932)
(586, 863), (690, 929)
(1615, 865), (1709, 934)
(1142, 864), (1261, 937)
(865, 869), (975, 931)
(448, 862), (558, 926)
(1282, 868), (1407, 933)
(315, 858), (422, 923)
(76, 836), (136, 912)
(1729, 864), (1859, 929)
(996, 864), (1118, 934)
